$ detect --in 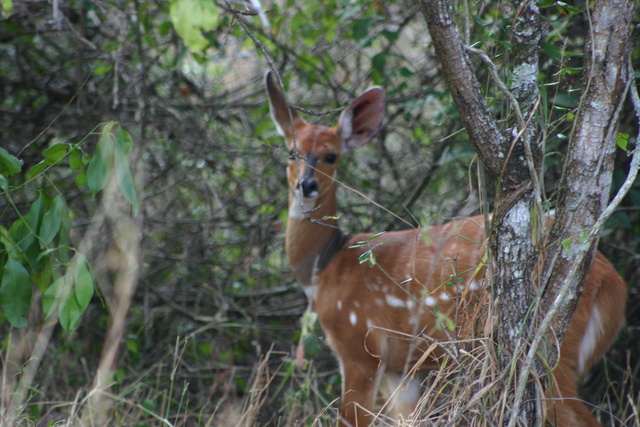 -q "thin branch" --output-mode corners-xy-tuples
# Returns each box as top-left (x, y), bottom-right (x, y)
(421, 0), (506, 176)
(465, 45), (526, 131)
